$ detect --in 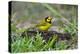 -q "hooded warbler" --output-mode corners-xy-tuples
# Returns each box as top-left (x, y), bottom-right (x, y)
(35, 16), (52, 31)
